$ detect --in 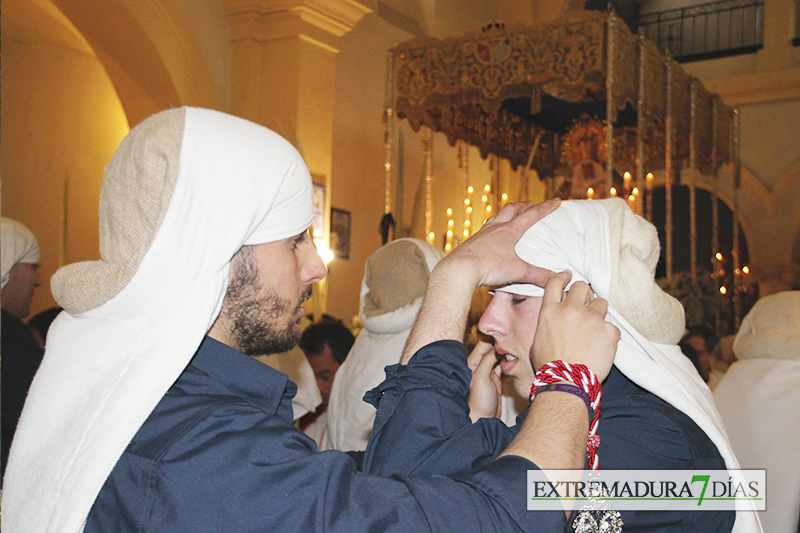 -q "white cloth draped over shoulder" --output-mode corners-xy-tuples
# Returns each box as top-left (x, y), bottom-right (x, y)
(714, 291), (800, 533)
(325, 239), (443, 452)
(2, 107), (315, 533)
(499, 198), (761, 533)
